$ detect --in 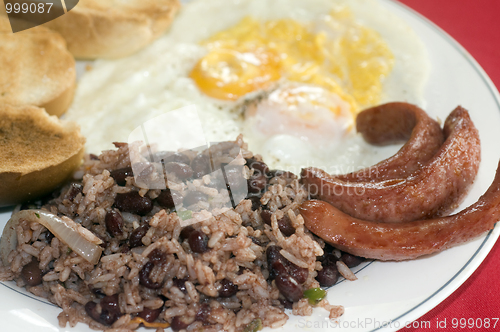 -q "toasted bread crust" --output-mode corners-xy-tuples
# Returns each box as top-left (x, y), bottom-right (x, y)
(0, 19), (76, 116)
(0, 104), (85, 206)
(44, 0), (181, 59)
